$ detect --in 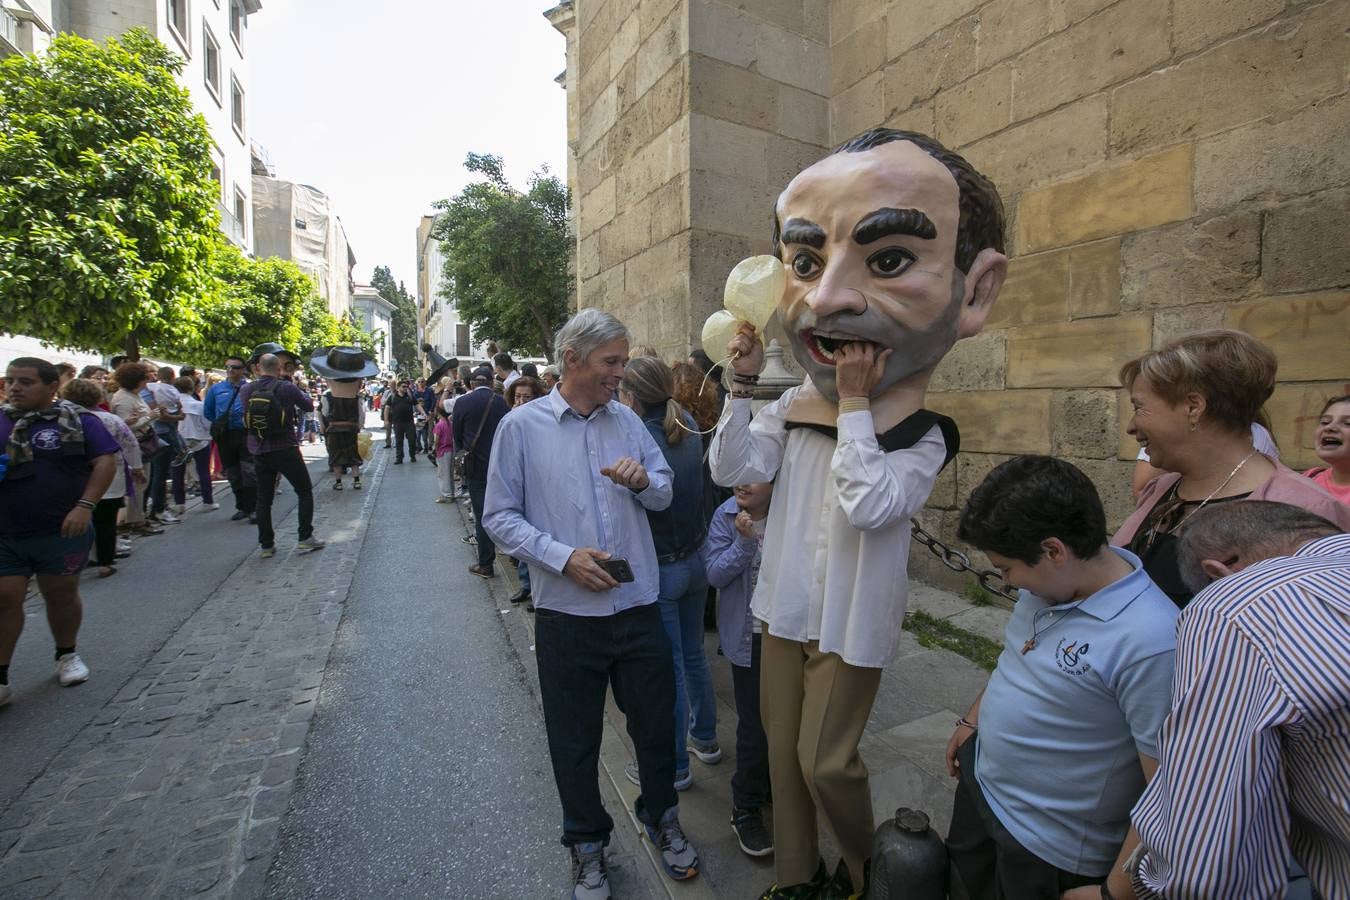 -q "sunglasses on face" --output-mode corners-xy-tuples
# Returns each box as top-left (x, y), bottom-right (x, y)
(226, 364), (245, 370)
